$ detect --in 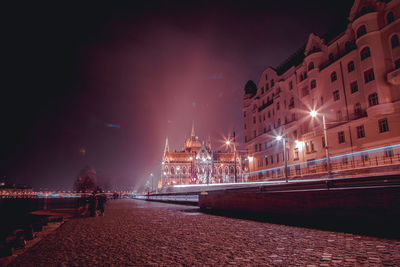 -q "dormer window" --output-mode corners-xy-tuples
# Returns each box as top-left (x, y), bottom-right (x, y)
(357, 25), (367, 38)
(310, 80), (317, 89)
(271, 79), (275, 87)
(329, 53), (334, 62)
